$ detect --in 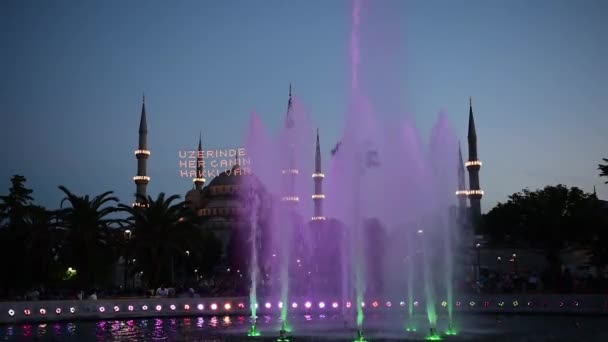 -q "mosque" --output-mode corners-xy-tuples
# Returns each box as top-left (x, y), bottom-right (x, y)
(131, 88), (484, 271)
